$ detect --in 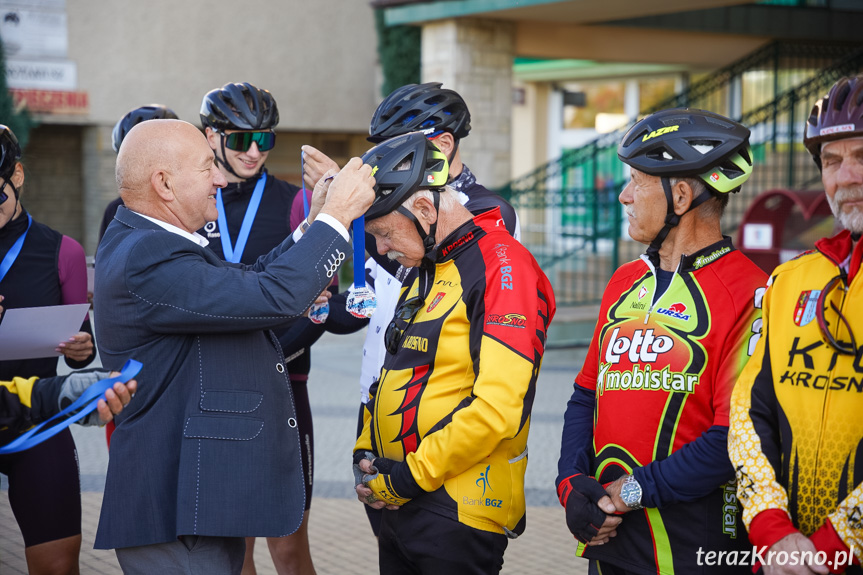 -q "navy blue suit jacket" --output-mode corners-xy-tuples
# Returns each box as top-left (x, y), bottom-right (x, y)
(93, 206), (348, 549)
